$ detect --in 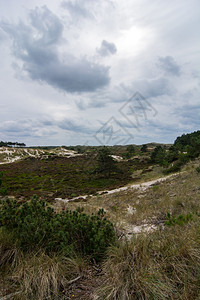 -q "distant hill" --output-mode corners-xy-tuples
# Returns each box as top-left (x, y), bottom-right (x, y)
(0, 147), (80, 164)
